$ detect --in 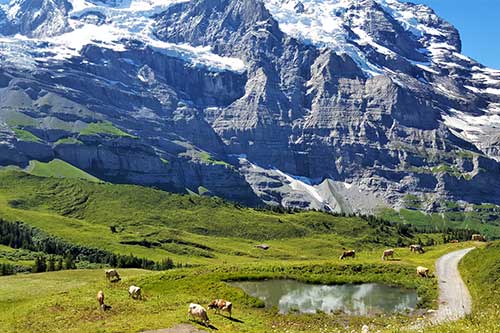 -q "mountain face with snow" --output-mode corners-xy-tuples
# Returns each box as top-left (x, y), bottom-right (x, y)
(0, 0), (499, 213)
